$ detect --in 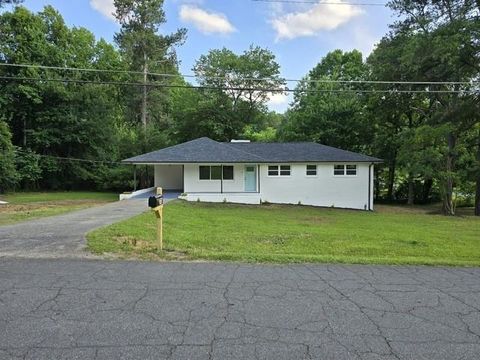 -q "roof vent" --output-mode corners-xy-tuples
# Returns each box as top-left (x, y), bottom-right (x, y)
(230, 139), (250, 143)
